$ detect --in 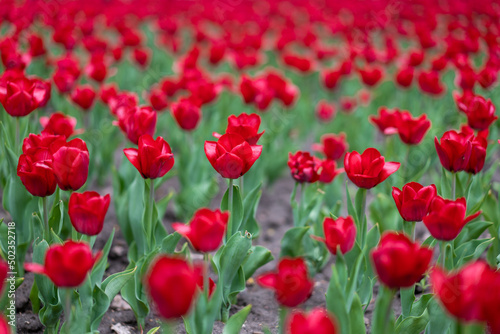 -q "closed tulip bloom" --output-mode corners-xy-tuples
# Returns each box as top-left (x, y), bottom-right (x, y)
(312, 216), (356, 255)
(313, 133), (348, 161)
(69, 191), (111, 236)
(370, 108), (400, 135)
(0, 75), (51, 117)
(172, 208), (229, 252)
(0, 315), (11, 334)
(464, 96), (497, 131)
(239, 76), (256, 103)
(392, 183), (437, 221)
(133, 47), (150, 68)
(359, 66), (383, 86)
(22, 133), (66, 154)
(286, 308), (338, 334)
(40, 112), (79, 139)
(288, 151), (321, 183)
(24, 241), (99, 287)
(434, 130), (473, 172)
(17, 151), (56, 197)
(322, 70), (341, 90)
(116, 106), (157, 145)
(423, 196), (481, 241)
(70, 85), (96, 110)
(396, 111), (431, 145)
(371, 232), (432, 289)
(318, 160), (344, 183)
(223, 113), (264, 145)
(171, 99), (201, 131)
(344, 148), (400, 189)
(315, 100), (336, 123)
(52, 138), (89, 191)
(0, 259), (7, 294)
(123, 134), (174, 179)
(466, 136), (487, 174)
(418, 70), (444, 95)
(204, 133), (262, 179)
(145, 255), (198, 319)
(257, 257), (314, 307)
